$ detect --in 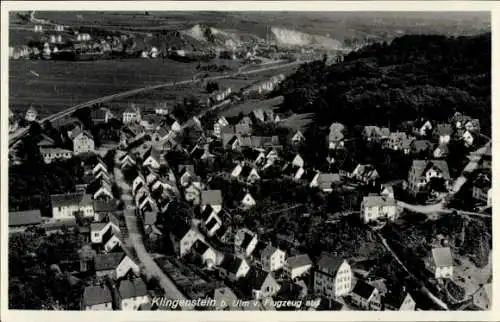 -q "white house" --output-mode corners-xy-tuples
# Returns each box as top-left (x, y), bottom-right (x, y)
(122, 106), (141, 124)
(118, 278), (150, 311)
(408, 160), (451, 195)
(384, 290), (416, 311)
(360, 195), (398, 223)
(261, 244), (286, 272)
(40, 148), (73, 164)
(132, 175), (146, 196)
(427, 247), (454, 279)
(72, 131), (95, 154)
(82, 285), (113, 310)
(171, 224), (203, 257)
(240, 192), (256, 209)
(462, 130), (475, 147)
(231, 164), (261, 184)
(51, 193), (94, 220)
(116, 255), (141, 280)
(142, 148), (162, 169)
(314, 253), (352, 299)
(285, 254), (313, 280)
